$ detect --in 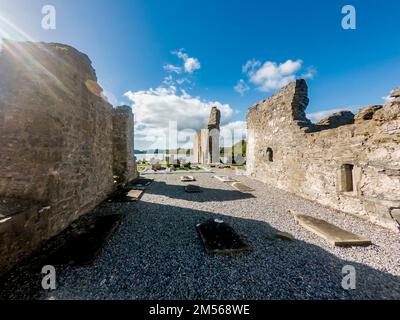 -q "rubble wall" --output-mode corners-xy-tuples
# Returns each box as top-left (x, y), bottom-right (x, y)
(112, 105), (137, 184)
(0, 41), (136, 275)
(247, 79), (400, 230)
